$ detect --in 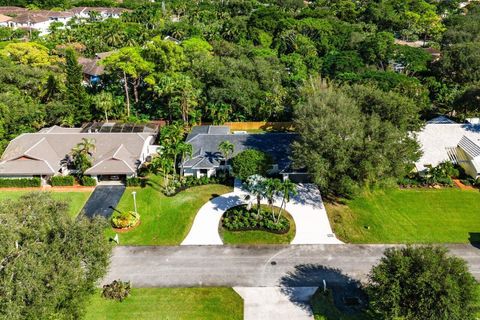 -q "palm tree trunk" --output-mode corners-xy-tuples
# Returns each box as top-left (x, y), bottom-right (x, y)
(104, 109), (109, 123)
(123, 71), (130, 117)
(276, 198), (285, 224)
